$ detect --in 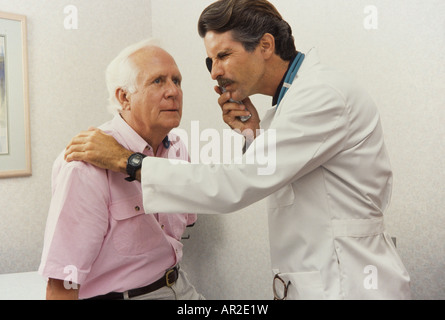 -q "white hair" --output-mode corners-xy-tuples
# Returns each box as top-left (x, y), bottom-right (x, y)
(105, 38), (162, 115)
